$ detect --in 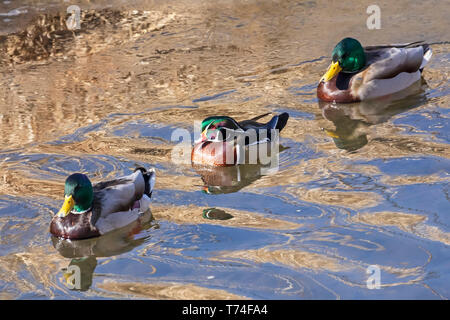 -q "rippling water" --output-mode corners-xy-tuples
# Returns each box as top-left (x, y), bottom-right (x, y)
(0, 0), (449, 299)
